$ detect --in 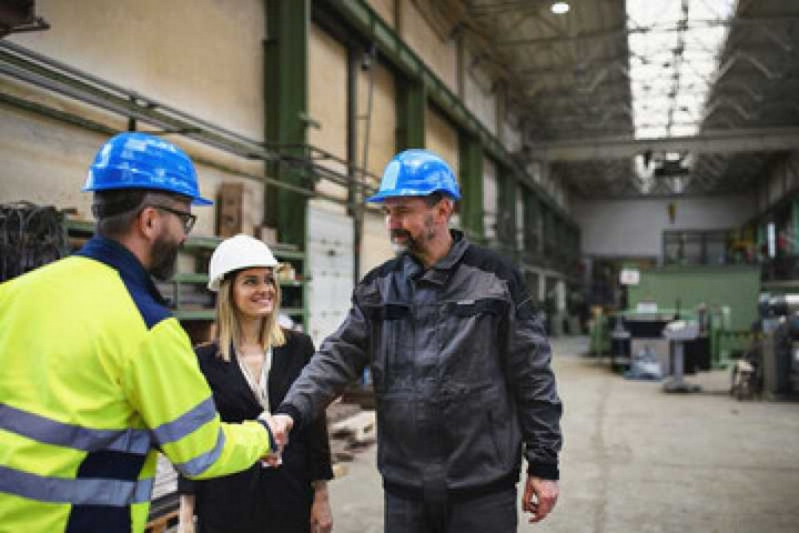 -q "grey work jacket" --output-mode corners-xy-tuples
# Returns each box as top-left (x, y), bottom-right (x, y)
(278, 230), (562, 499)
